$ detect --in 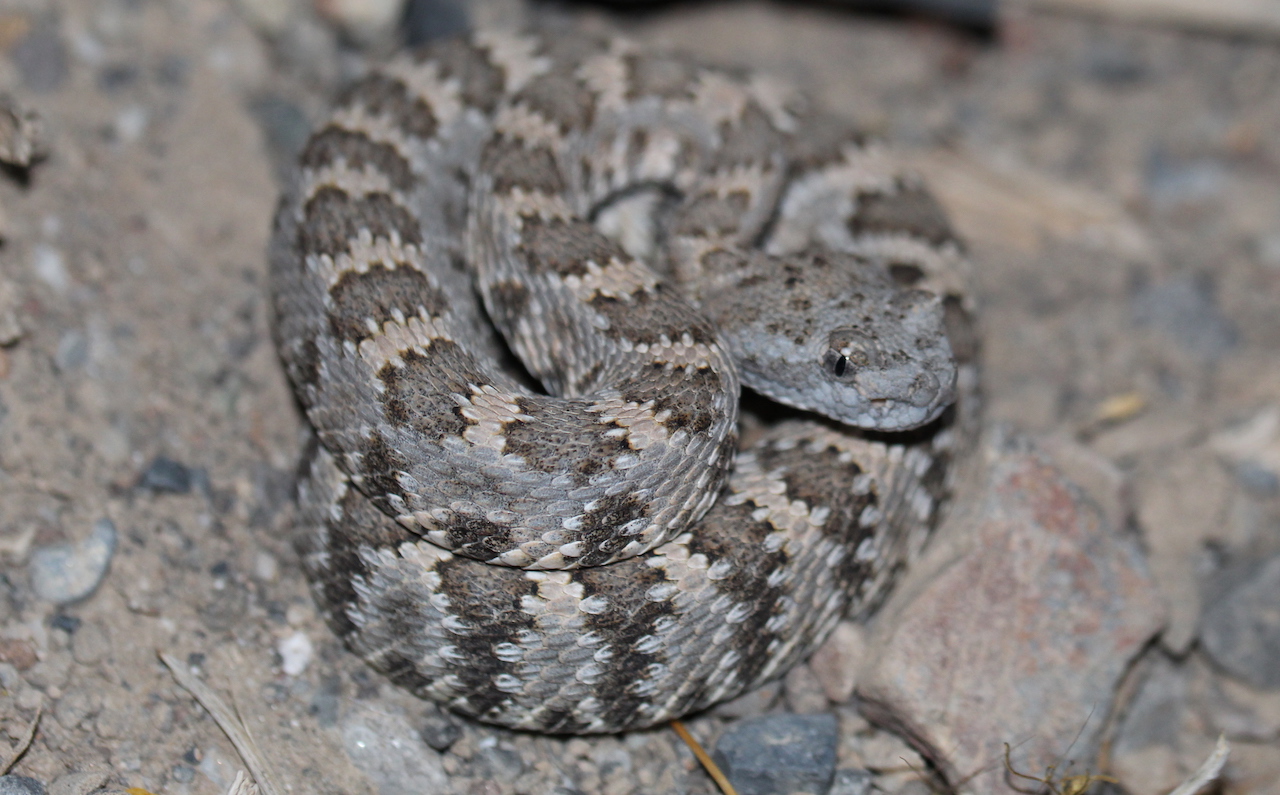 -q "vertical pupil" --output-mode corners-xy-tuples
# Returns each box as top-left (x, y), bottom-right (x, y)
(833, 355), (847, 377)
